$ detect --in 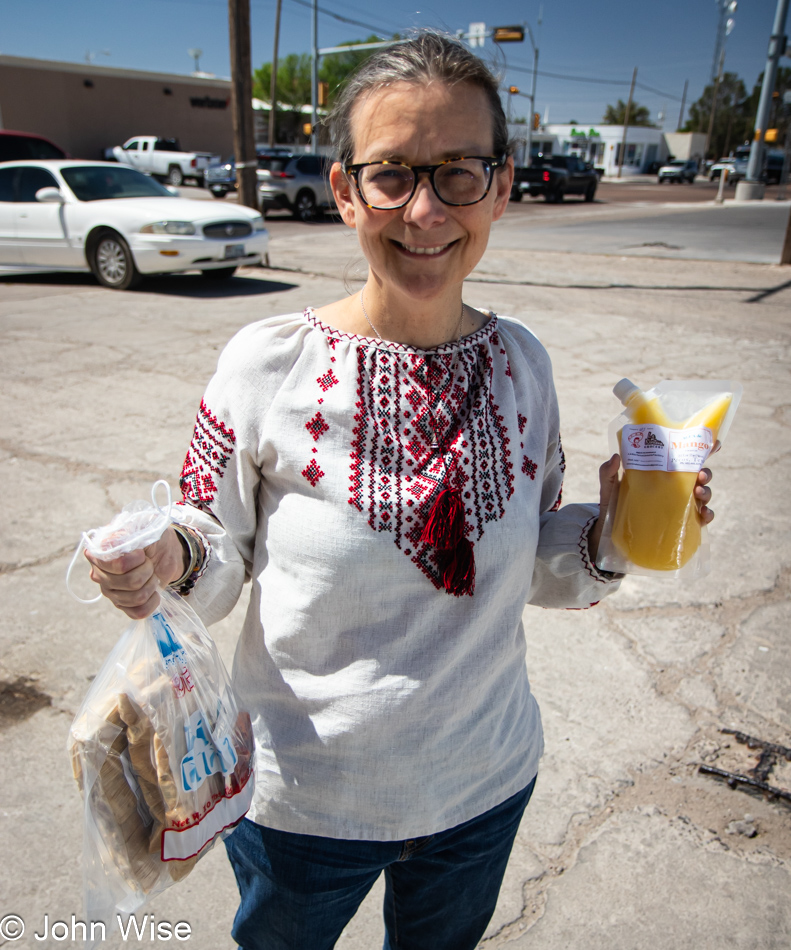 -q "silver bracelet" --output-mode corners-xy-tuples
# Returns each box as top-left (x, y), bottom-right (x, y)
(168, 523), (204, 593)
